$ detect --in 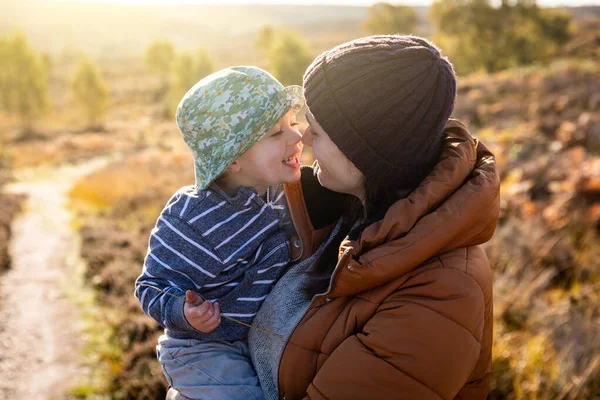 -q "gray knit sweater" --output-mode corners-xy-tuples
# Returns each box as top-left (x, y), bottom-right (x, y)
(248, 219), (343, 400)
(135, 183), (293, 341)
